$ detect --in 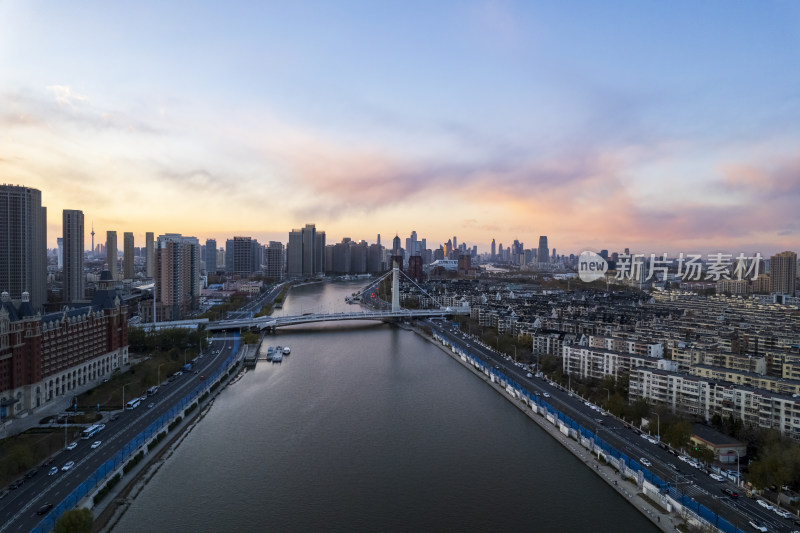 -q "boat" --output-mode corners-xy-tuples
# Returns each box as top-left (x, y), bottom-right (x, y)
(283, 346), (291, 355)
